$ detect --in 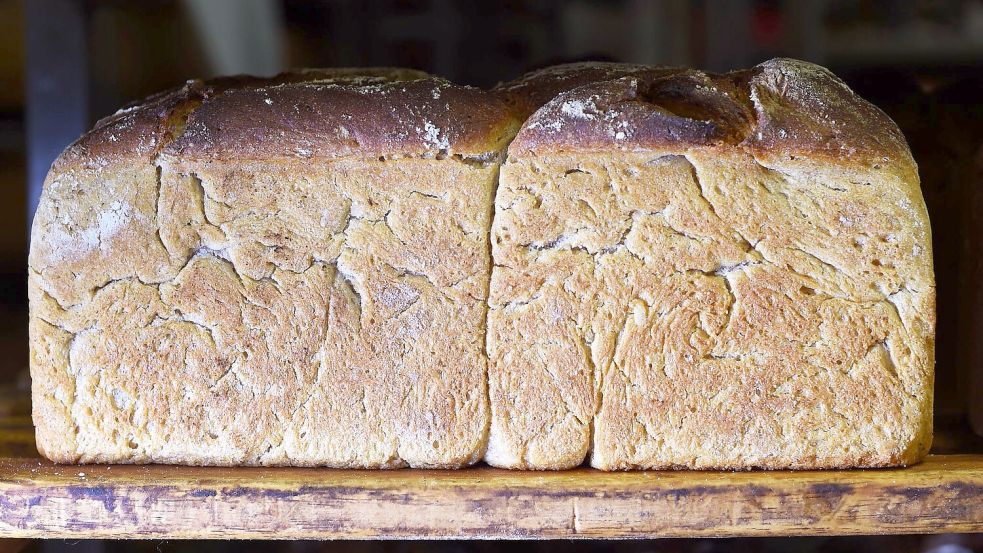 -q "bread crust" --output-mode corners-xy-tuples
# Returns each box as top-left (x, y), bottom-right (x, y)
(507, 59), (912, 167)
(30, 68), (511, 467)
(492, 62), (661, 119)
(30, 59), (934, 470)
(487, 59), (934, 469)
(52, 67), (500, 168)
(168, 76), (517, 162)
